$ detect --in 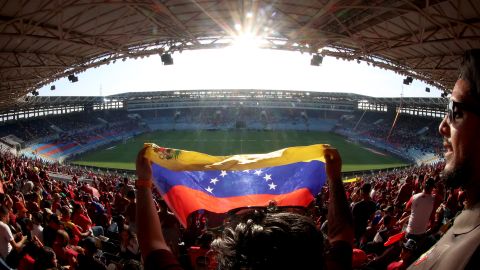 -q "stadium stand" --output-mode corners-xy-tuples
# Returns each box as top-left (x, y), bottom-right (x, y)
(141, 108), (339, 132)
(21, 119), (144, 163)
(0, 109), (142, 163)
(0, 91), (444, 167)
(336, 111), (443, 164)
(0, 143), (453, 270)
(0, 90), (450, 270)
